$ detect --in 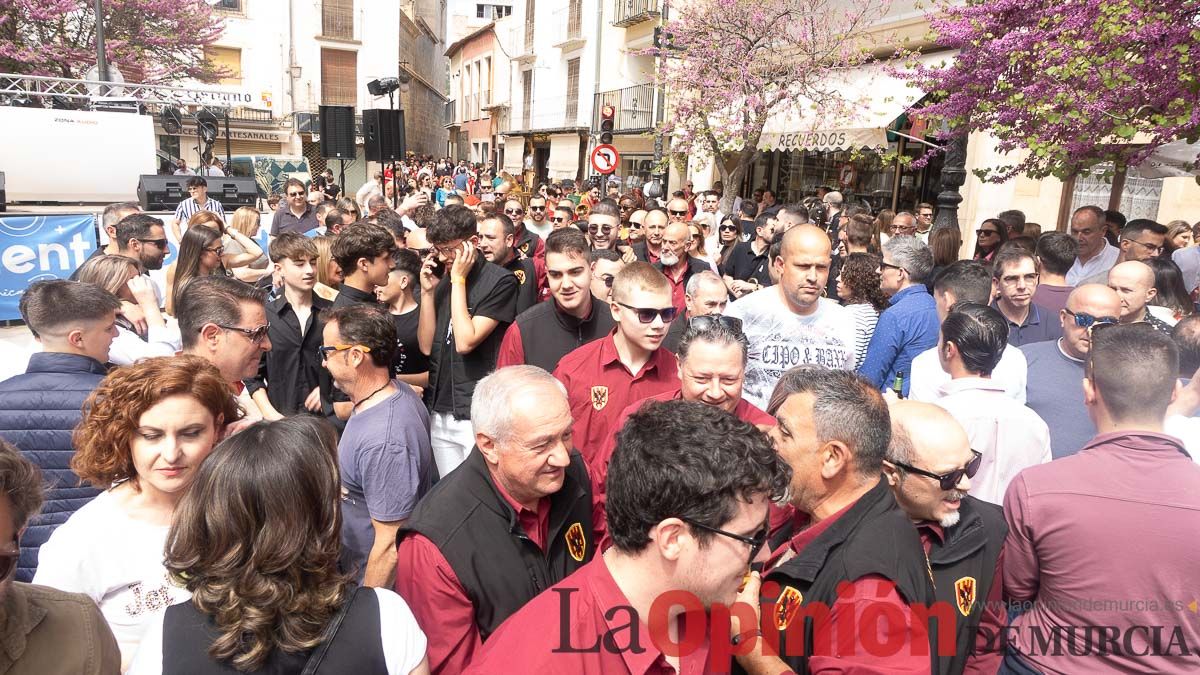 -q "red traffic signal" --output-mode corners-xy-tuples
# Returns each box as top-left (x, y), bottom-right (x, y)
(600, 104), (615, 145)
